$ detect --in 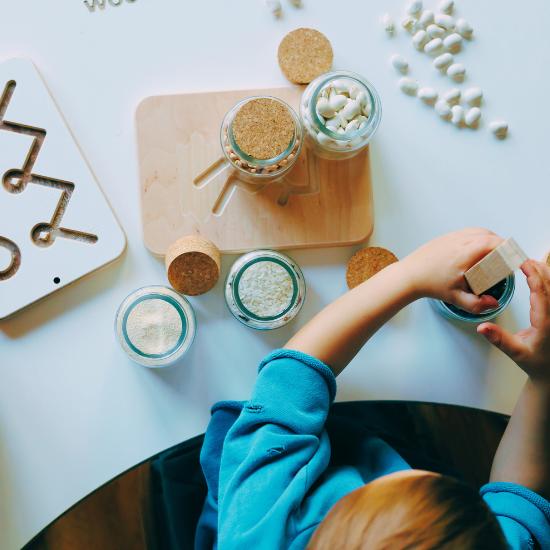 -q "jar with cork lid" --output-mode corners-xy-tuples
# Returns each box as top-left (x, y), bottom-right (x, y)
(300, 71), (382, 161)
(220, 96), (303, 184)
